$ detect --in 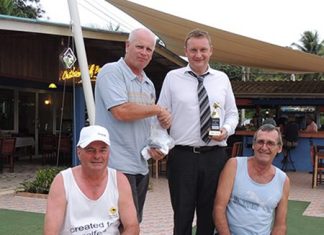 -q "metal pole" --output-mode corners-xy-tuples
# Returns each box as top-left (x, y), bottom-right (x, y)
(67, 0), (95, 125)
